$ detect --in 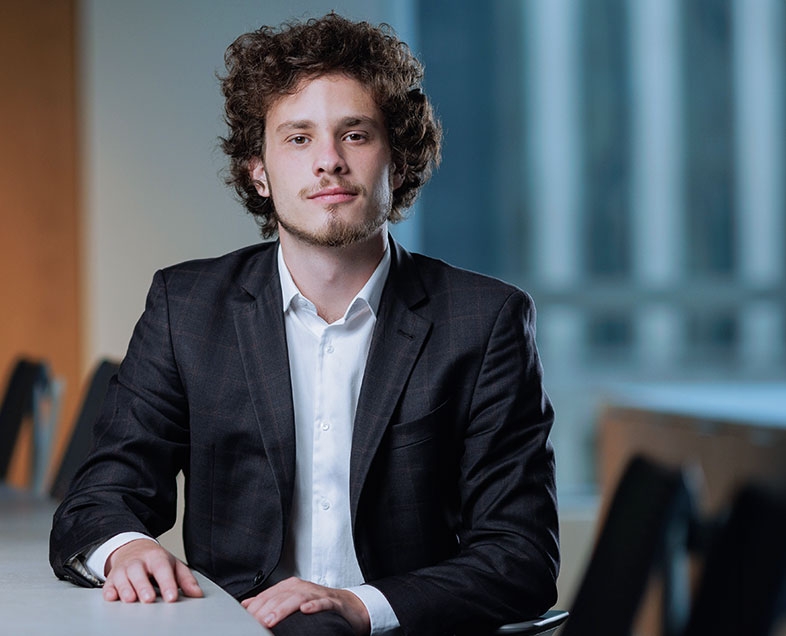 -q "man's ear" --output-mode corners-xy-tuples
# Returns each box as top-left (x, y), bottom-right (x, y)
(249, 158), (270, 197)
(391, 165), (405, 191)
